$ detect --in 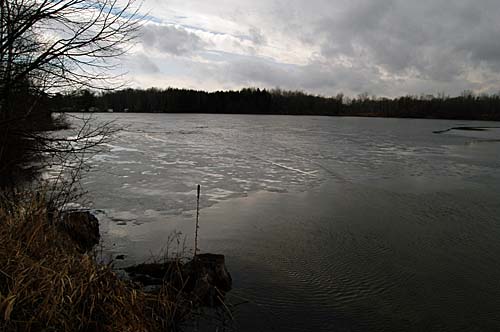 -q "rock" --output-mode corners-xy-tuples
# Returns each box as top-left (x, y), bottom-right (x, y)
(59, 210), (100, 252)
